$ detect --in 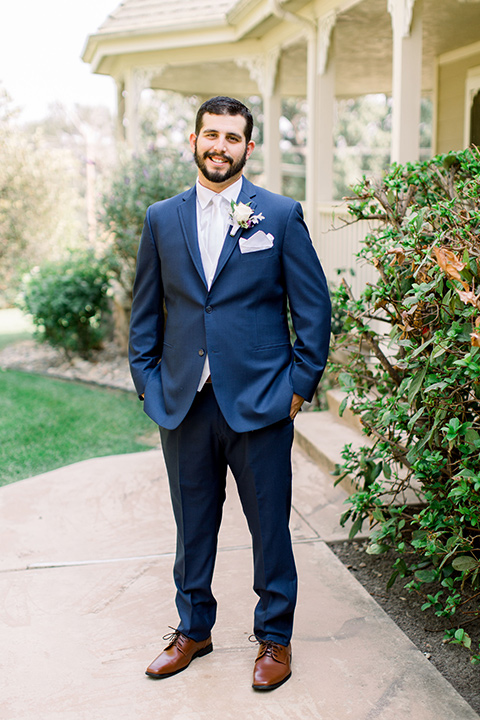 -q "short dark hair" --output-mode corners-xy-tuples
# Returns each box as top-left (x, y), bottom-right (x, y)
(195, 96), (254, 144)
